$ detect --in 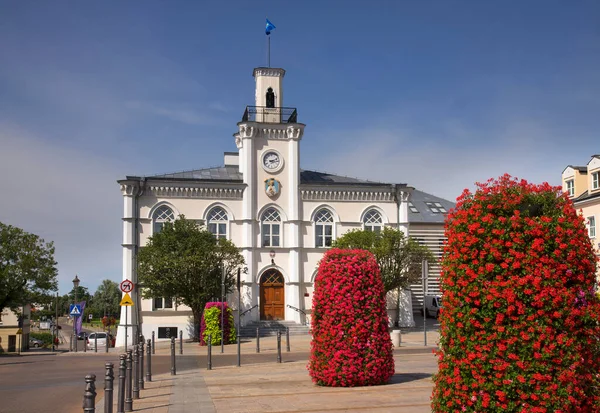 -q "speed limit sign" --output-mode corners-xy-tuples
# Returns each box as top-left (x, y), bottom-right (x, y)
(120, 279), (134, 293)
